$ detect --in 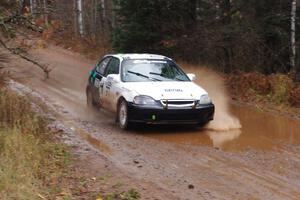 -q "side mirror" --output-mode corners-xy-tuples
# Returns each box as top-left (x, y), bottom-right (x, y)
(107, 74), (121, 83)
(187, 73), (197, 81)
